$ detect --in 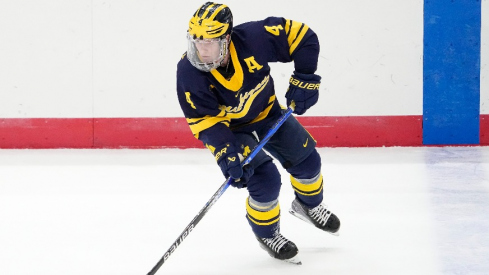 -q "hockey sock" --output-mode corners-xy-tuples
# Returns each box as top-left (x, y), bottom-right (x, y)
(290, 172), (324, 208)
(246, 196), (280, 238)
